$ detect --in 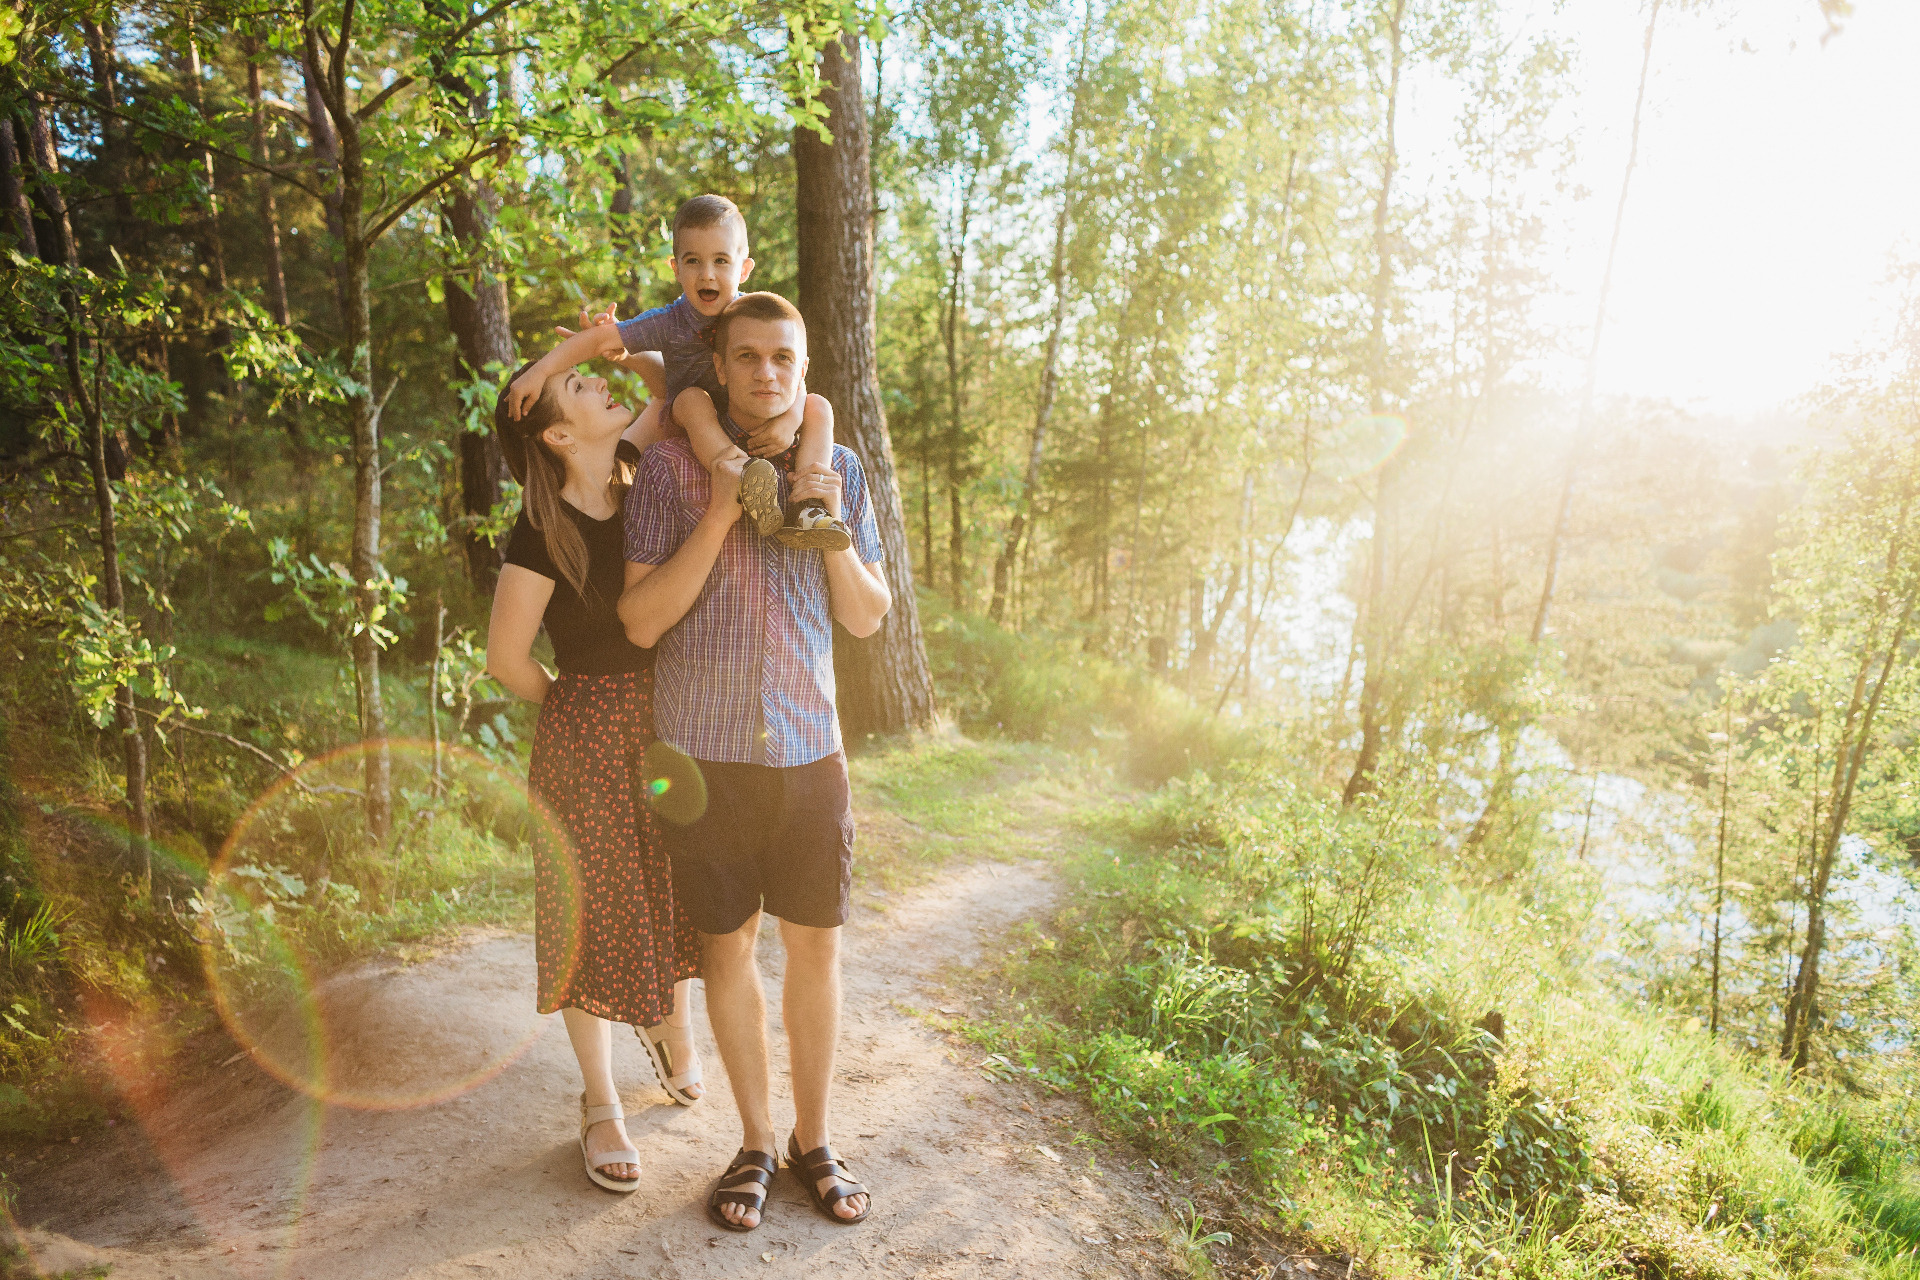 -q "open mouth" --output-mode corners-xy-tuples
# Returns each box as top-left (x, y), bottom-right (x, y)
(698, 289), (721, 303)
